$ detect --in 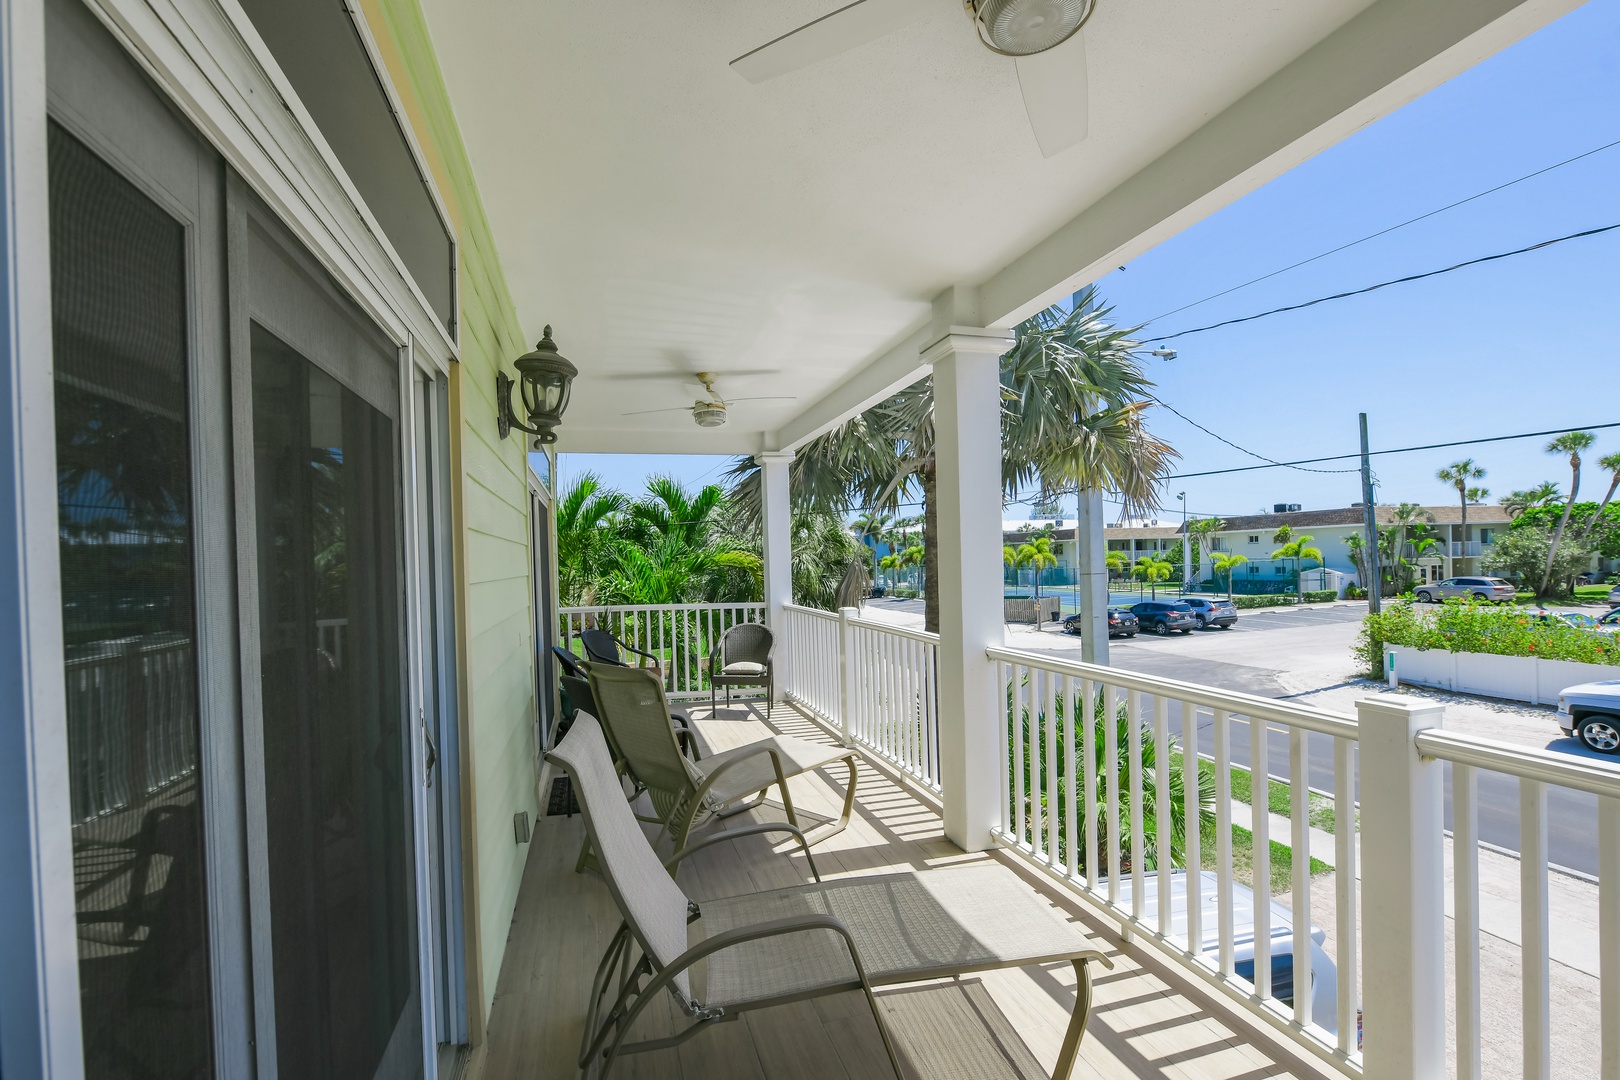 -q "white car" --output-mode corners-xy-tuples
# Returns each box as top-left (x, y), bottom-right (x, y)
(1557, 680), (1620, 753)
(1109, 870), (1342, 1037)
